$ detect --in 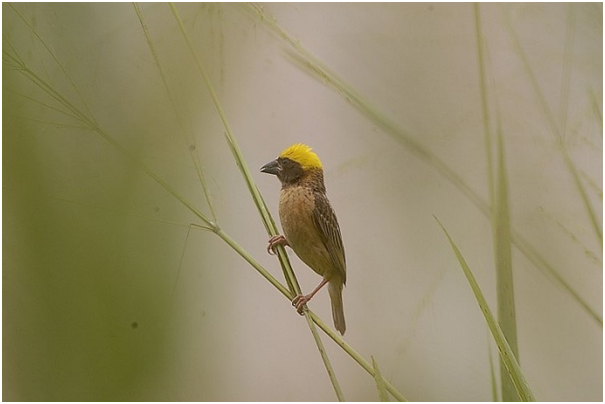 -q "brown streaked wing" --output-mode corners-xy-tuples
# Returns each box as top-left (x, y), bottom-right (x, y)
(312, 192), (346, 284)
